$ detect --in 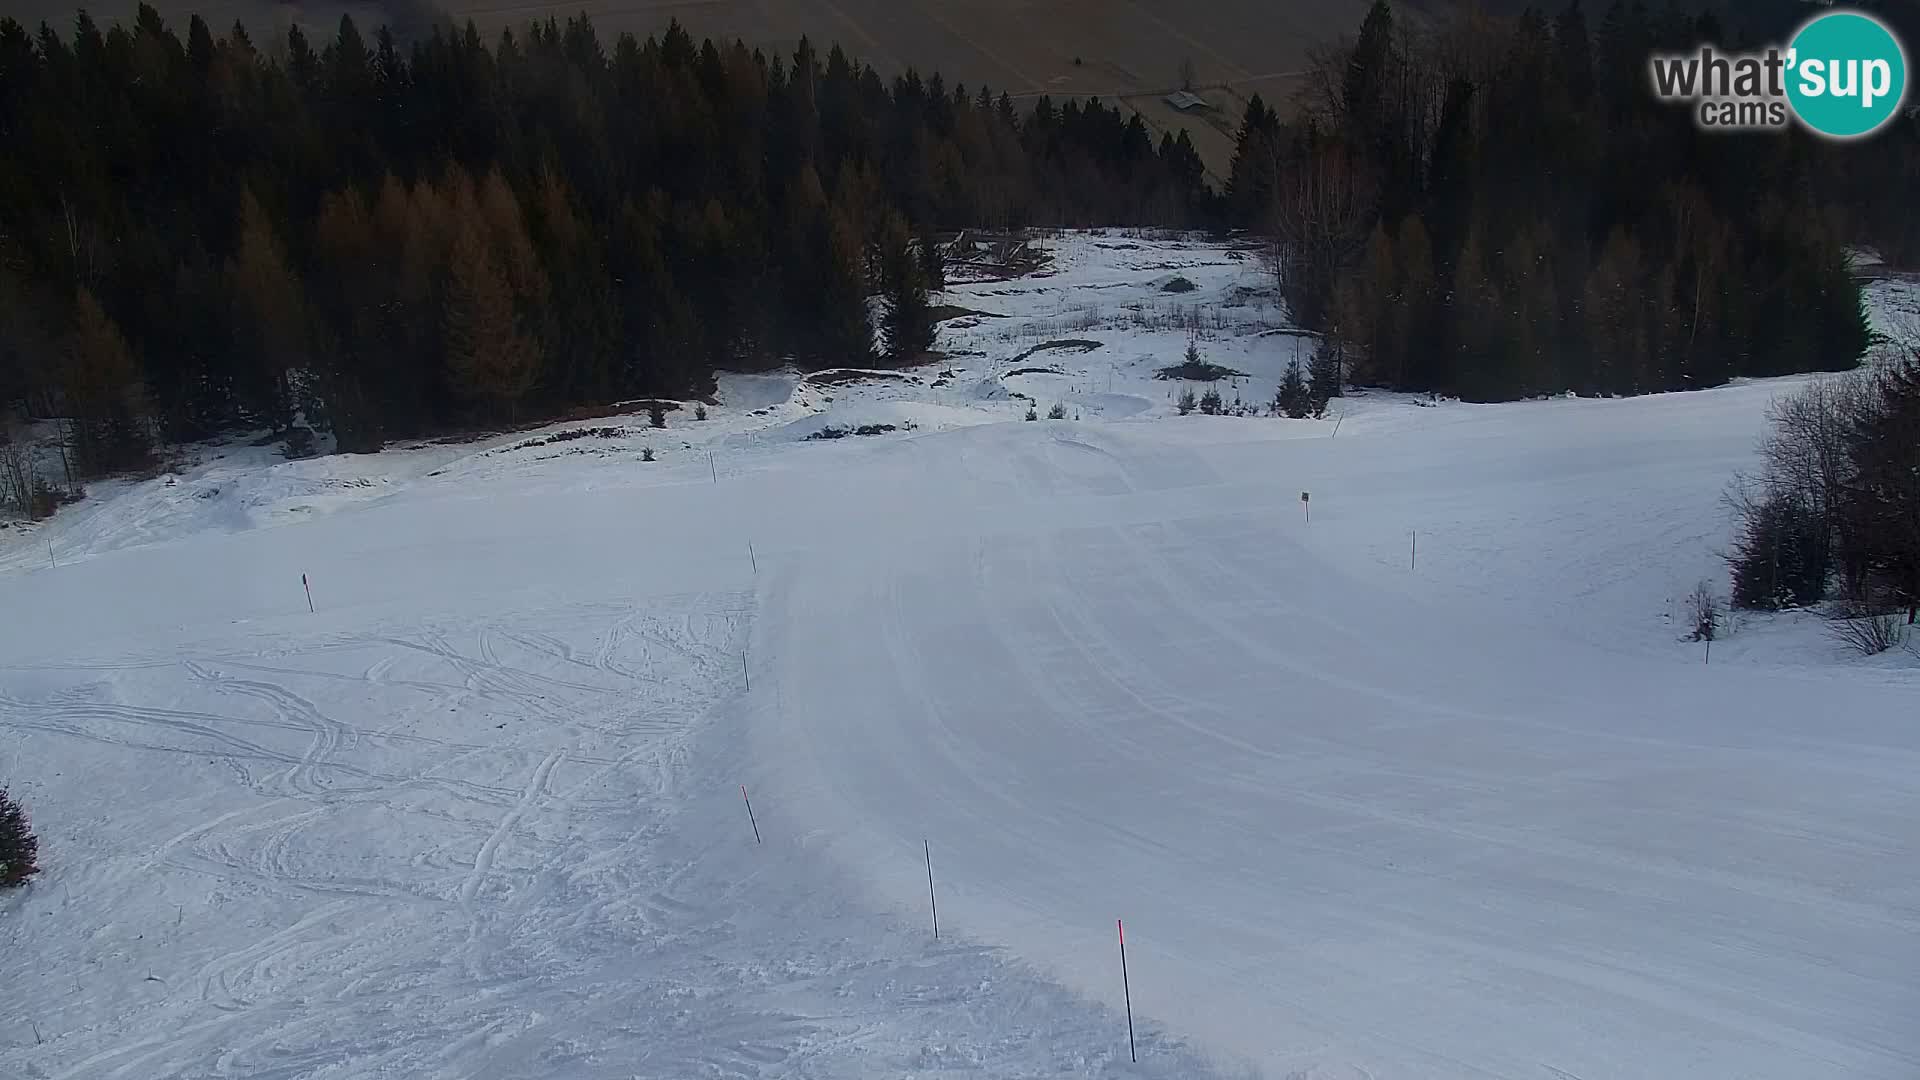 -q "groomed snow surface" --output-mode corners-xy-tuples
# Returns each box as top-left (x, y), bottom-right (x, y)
(2, 234), (1917, 1080)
